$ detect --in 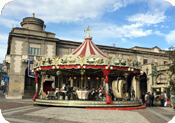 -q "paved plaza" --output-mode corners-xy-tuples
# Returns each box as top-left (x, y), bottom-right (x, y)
(0, 91), (175, 123)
